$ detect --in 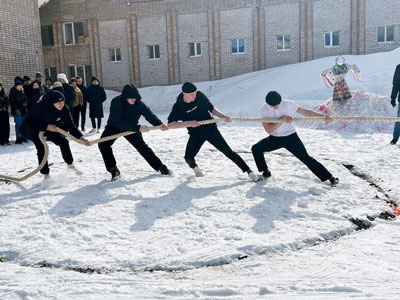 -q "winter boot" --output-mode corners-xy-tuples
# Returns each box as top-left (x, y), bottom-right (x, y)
(43, 173), (50, 179)
(192, 166), (204, 177)
(390, 138), (398, 145)
(159, 164), (173, 176)
(15, 138), (22, 144)
(110, 166), (121, 181)
(67, 164), (83, 175)
(262, 169), (272, 180)
(329, 177), (339, 187)
(247, 170), (262, 182)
